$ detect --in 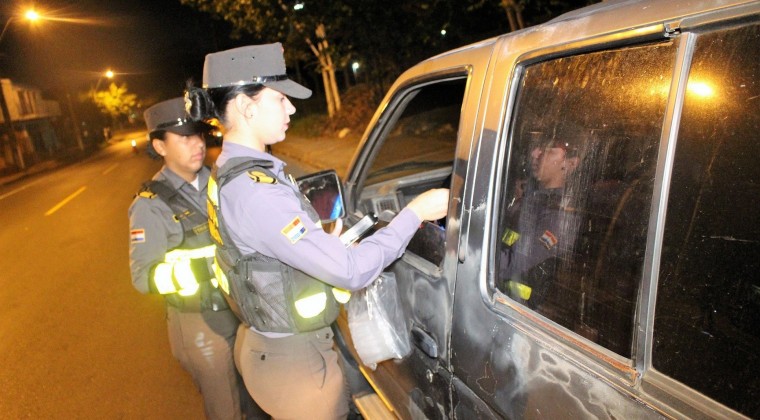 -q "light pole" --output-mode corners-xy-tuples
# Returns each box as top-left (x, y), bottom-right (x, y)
(0, 9), (40, 170)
